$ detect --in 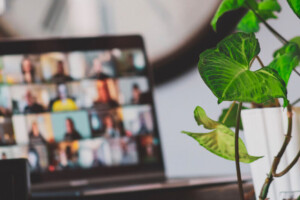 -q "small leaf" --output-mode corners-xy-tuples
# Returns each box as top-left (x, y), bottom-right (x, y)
(218, 103), (248, 130)
(268, 53), (299, 85)
(269, 43), (300, 85)
(198, 32), (287, 105)
(273, 42), (300, 58)
(290, 36), (300, 47)
(211, 0), (246, 31)
(287, 0), (300, 18)
(237, 11), (260, 33)
(258, 0), (281, 12)
(182, 106), (262, 163)
(237, 0), (280, 33)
